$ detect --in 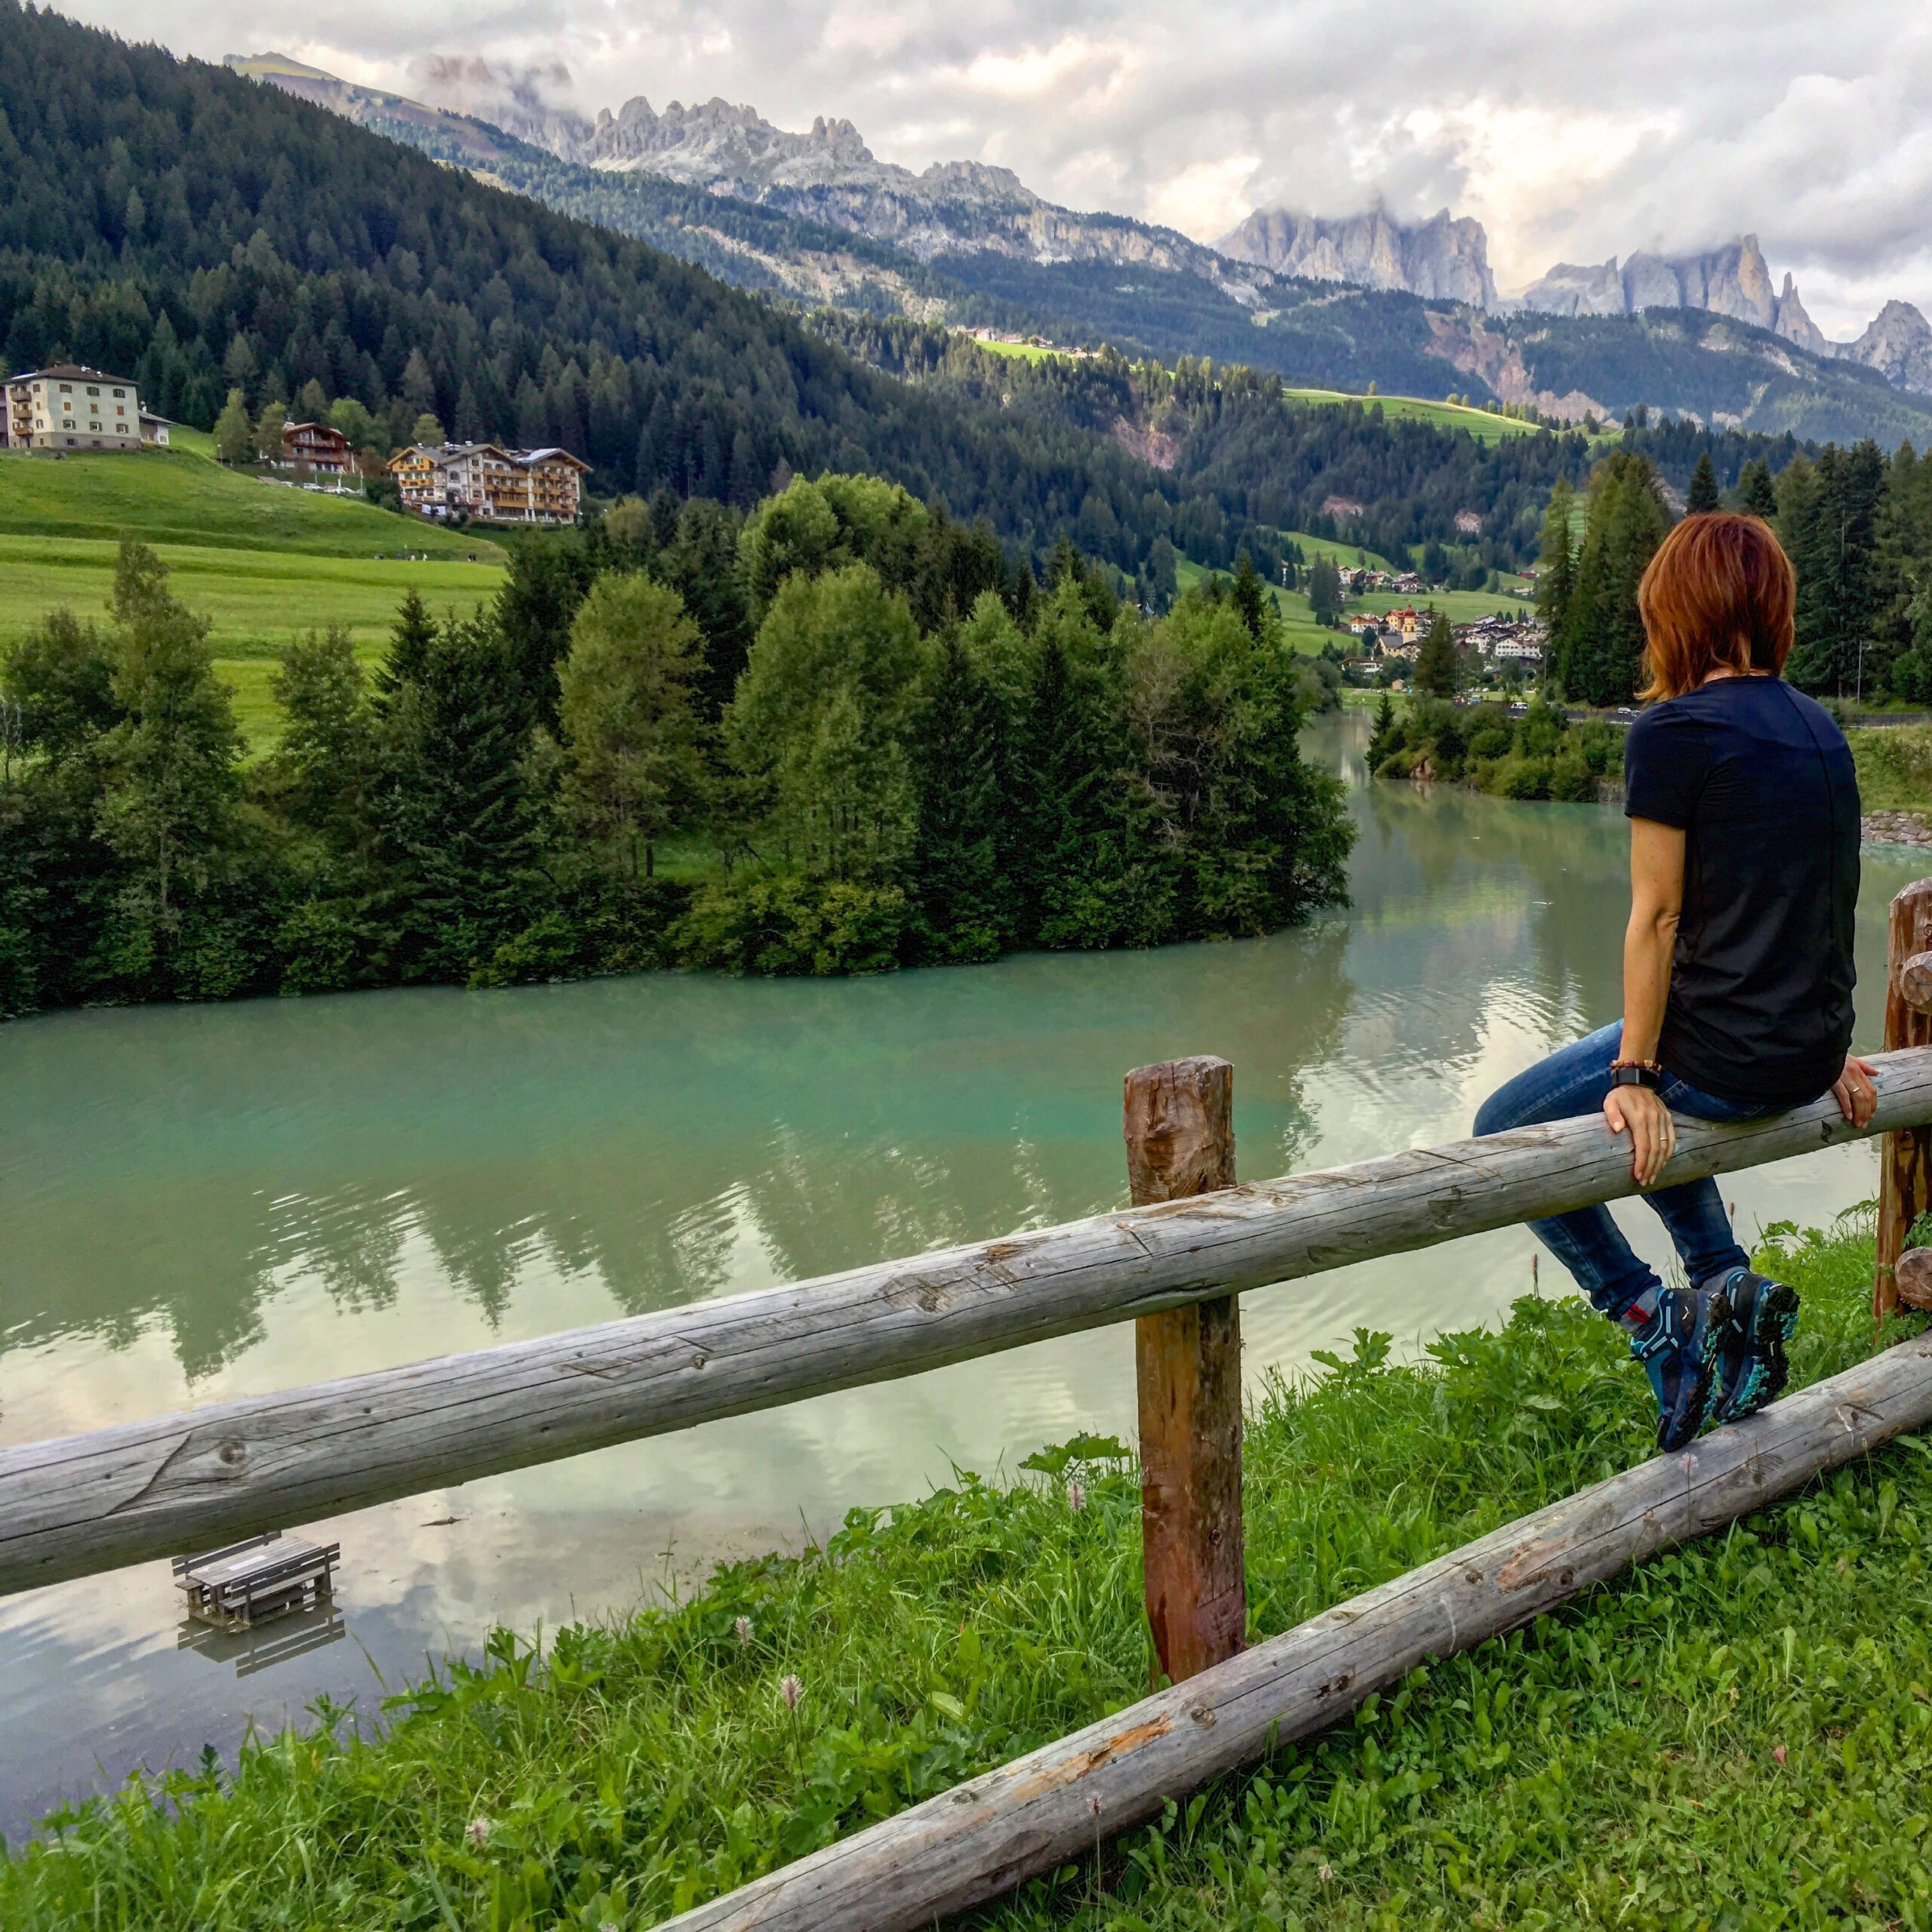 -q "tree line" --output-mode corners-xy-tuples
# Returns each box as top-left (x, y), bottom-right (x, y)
(0, 475), (1354, 1017)
(1534, 436), (1932, 707)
